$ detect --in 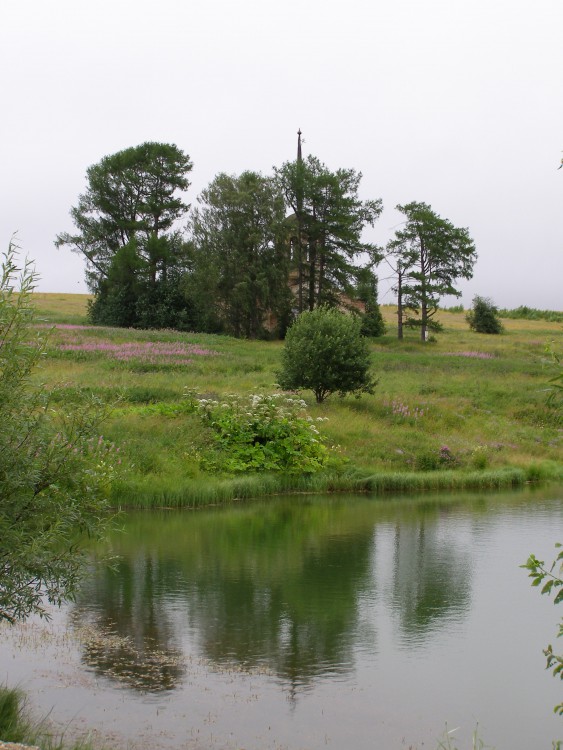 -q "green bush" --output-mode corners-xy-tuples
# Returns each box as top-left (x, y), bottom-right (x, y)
(355, 267), (386, 337)
(466, 295), (504, 334)
(277, 306), (378, 403)
(194, 392), (329, 474)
